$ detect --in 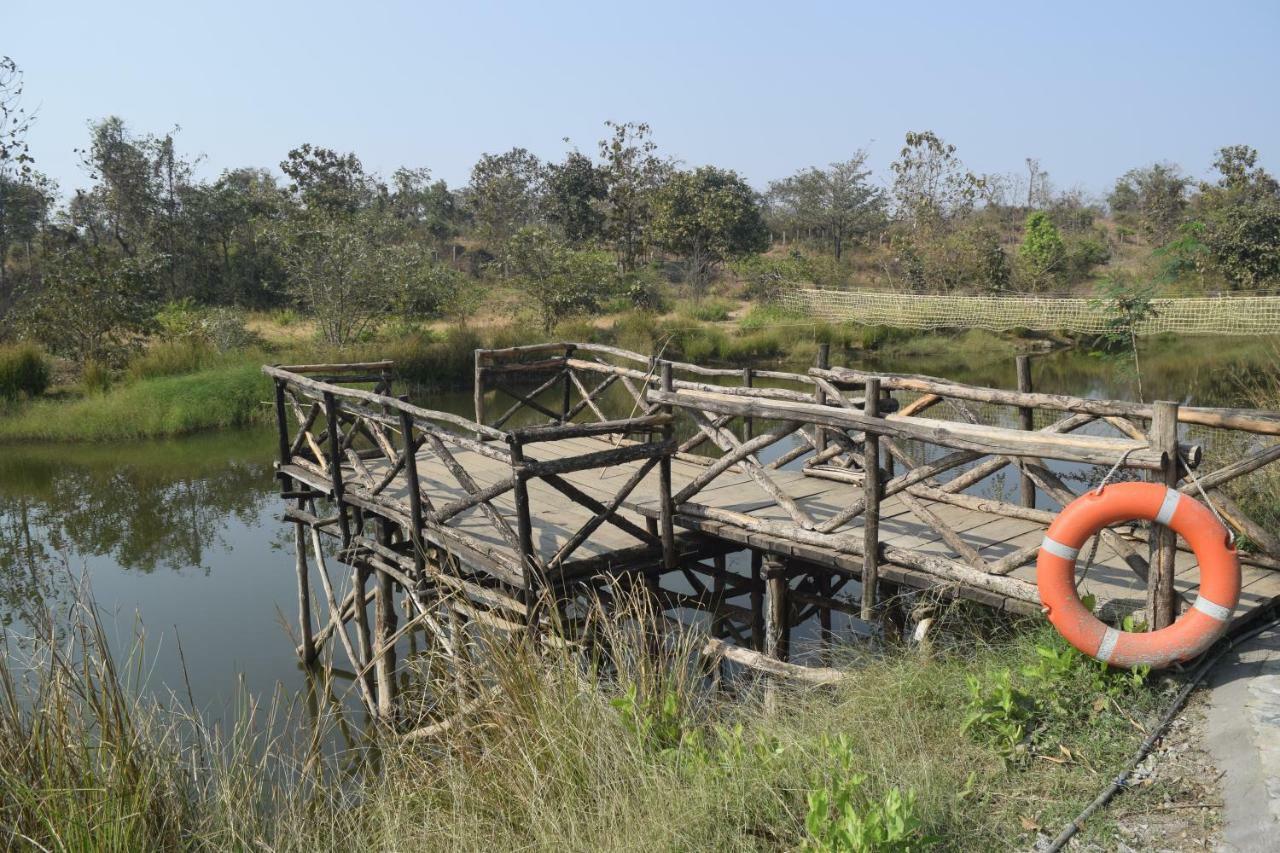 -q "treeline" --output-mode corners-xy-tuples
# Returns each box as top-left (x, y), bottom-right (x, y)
(1, 56), (1279, 370)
